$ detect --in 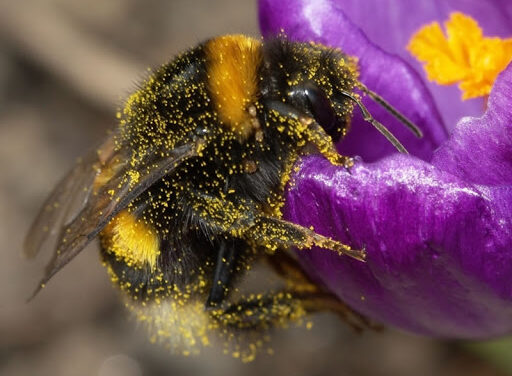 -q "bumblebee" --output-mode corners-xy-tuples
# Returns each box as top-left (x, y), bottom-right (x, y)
(25, 35), (421, 360)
